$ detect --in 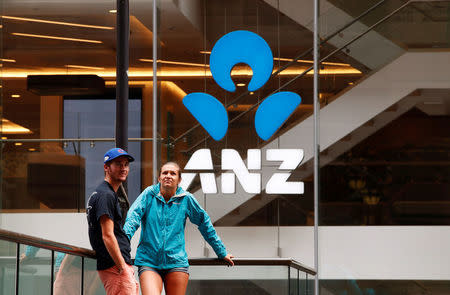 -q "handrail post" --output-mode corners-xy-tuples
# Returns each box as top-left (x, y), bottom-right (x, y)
(15, 243), (20, 295)
(50, 250), (55, 294)
(81, 257), (85, 294)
